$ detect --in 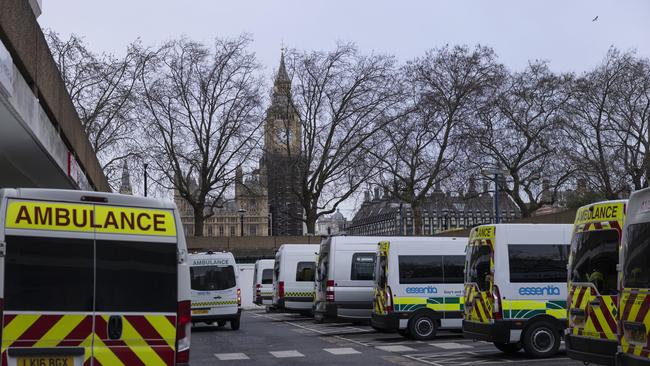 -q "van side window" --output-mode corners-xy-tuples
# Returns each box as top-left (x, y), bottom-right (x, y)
(508, 244), (569, 283)
(296, 262), (316, 281)
(5, 235), (94, 311)
(399, 256), (443, 284)
(443, 255), (465, 284)
(262, 268), (273, 284)
(351, 253), (376, 281)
